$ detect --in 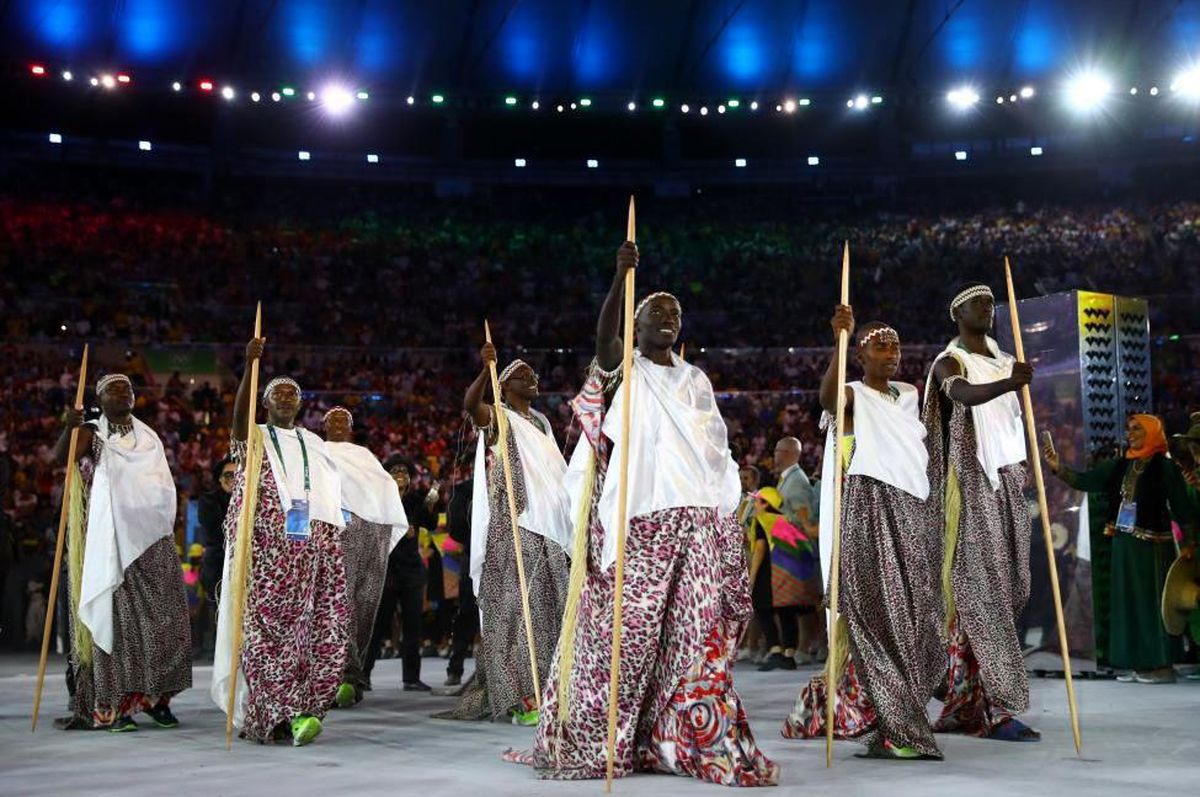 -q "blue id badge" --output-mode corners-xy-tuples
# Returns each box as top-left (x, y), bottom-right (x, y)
(285, 498), (311, 542)
(1115, 500), (1137, 533)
